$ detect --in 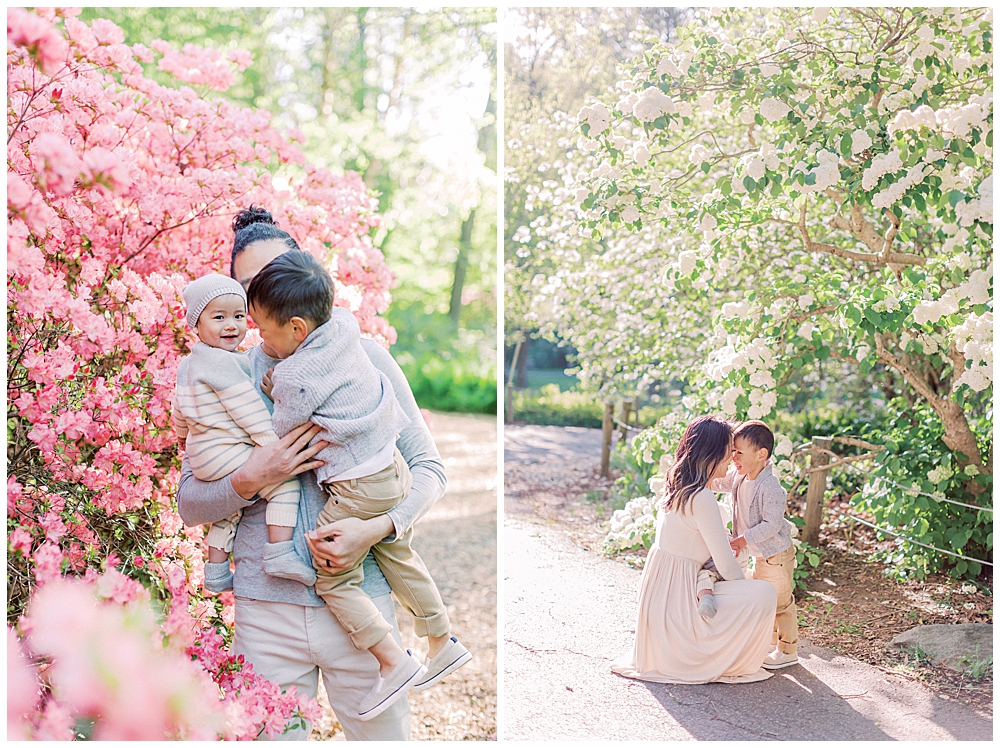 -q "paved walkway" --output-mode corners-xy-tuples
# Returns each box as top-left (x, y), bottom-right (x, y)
(503, 425), (992, 741)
